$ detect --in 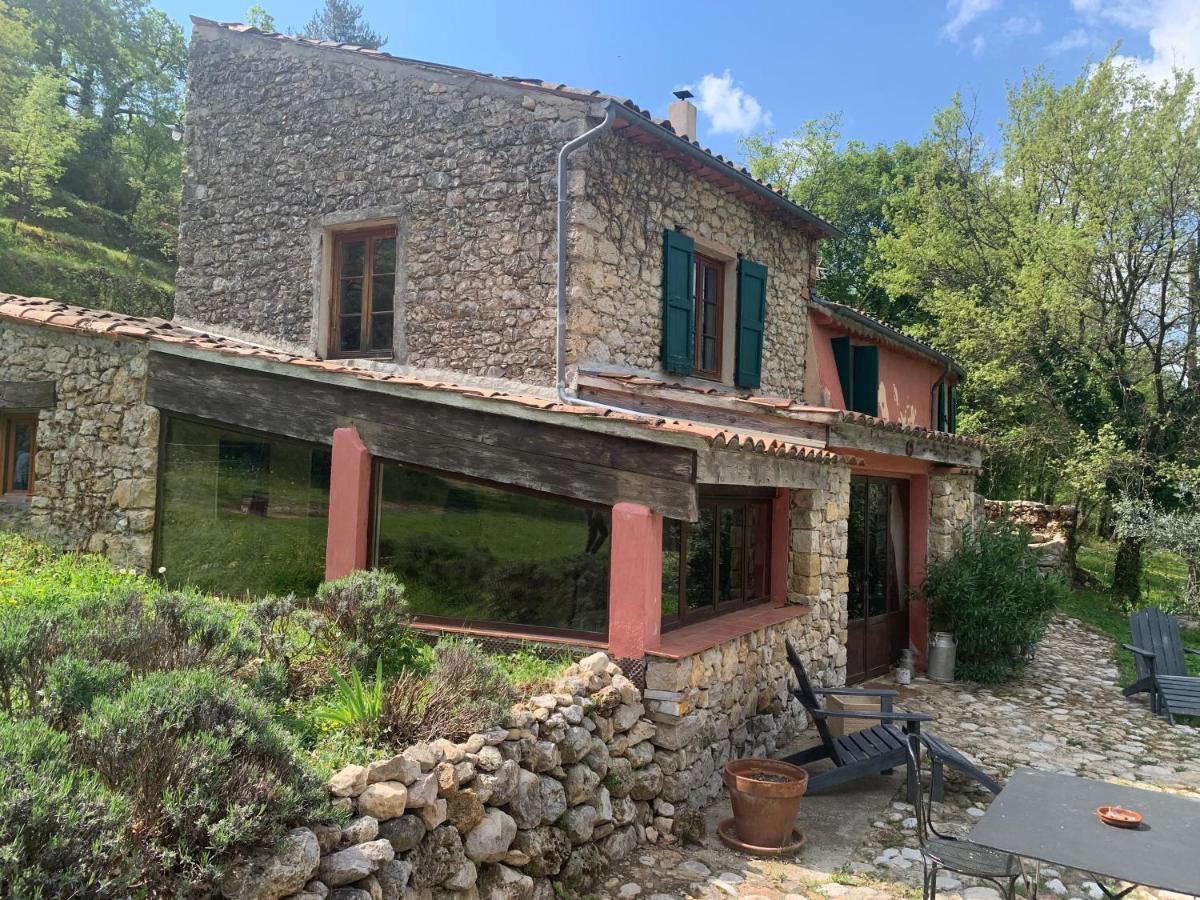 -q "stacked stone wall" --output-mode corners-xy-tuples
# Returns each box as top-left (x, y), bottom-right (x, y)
(929, 472), (981, 562)
(984, 500), (1077, 576)
(638, 465), (851, 808)
(221, 653), (700, 900)
(0, 324), (158, 568)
